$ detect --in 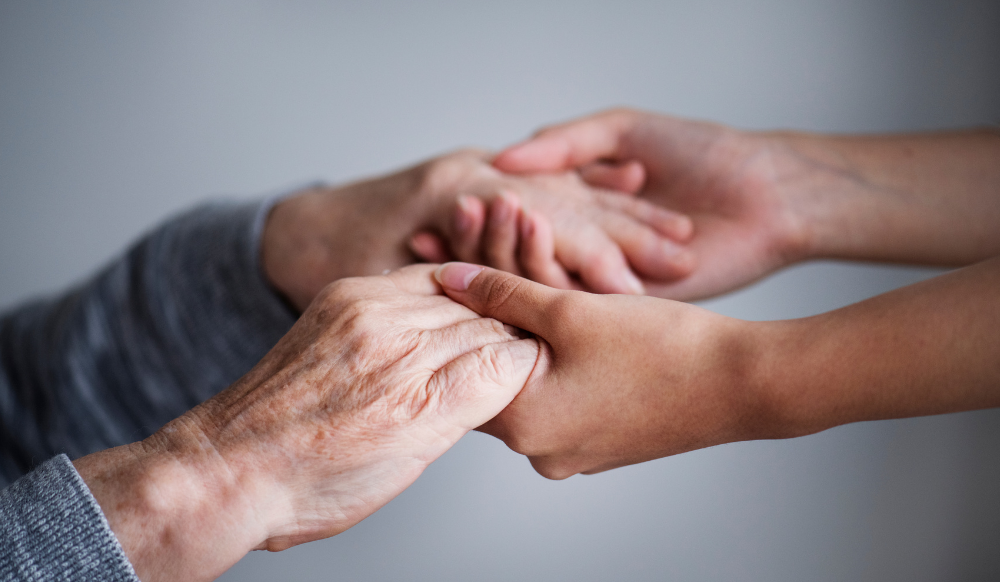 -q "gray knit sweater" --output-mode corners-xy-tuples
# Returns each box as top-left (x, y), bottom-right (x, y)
(0, 199), (297, 580)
